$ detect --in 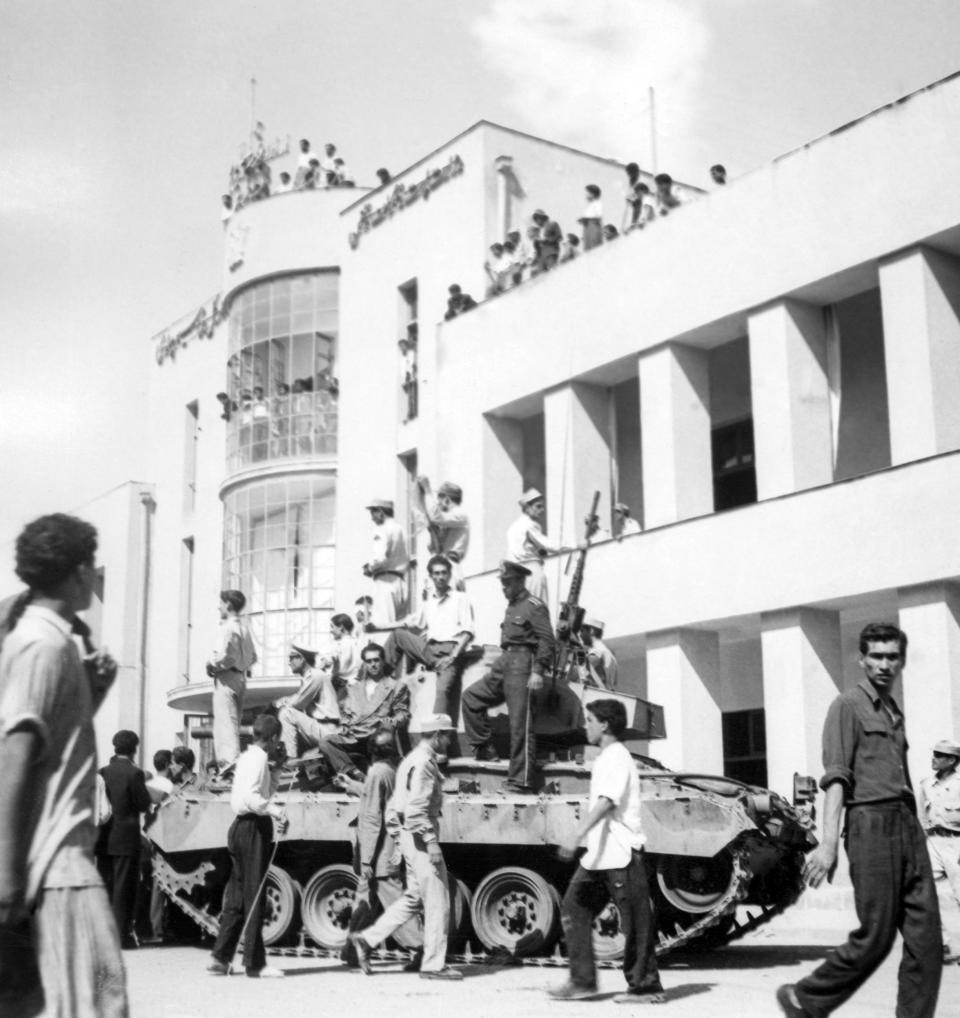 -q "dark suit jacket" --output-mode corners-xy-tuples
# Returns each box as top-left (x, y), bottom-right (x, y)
(340, 676), (410, 738)
(99, 756), (152, 856)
